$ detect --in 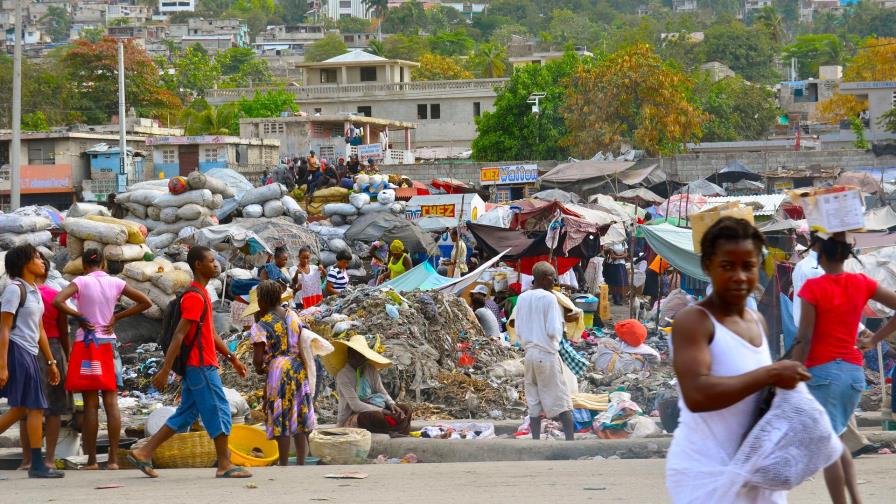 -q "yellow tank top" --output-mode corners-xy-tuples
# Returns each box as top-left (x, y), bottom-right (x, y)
(388, 254), (408, 279)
